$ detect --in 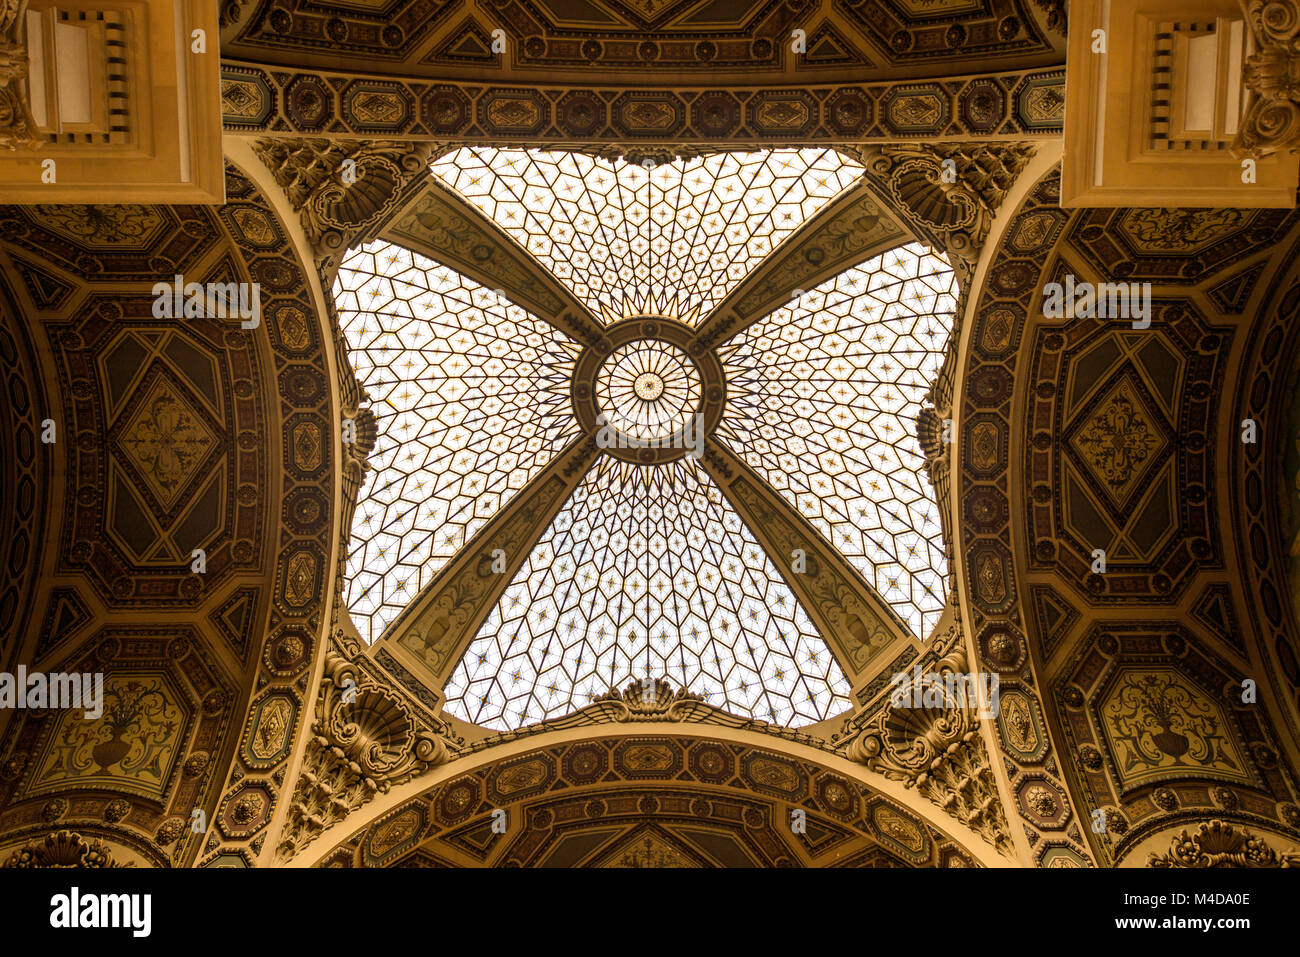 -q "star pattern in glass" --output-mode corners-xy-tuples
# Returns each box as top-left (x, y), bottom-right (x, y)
(444, 457), (852, 729)
(430, 147), (863, 319)
(718, 242), (957, 638)
(335, 242), (579, 644)
(337, 147), (956, 731)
